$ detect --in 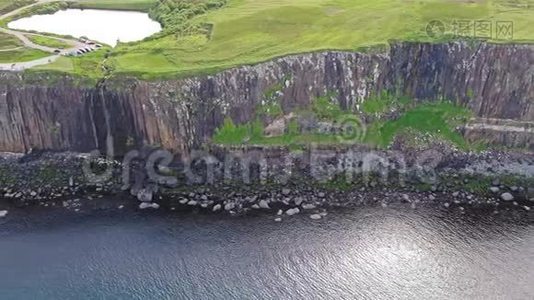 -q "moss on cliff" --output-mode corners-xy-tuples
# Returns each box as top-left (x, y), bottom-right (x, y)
(213, 92), (474, 150)
(366, 101), (472, 149)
